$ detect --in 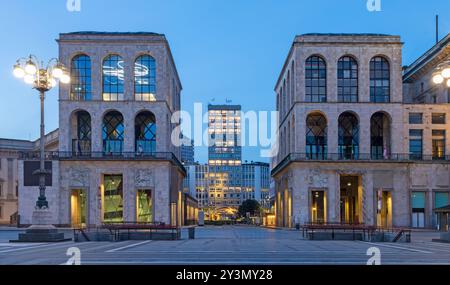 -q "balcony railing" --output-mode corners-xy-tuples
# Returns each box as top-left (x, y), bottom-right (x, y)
(72, 139), (91, 156)
(103, 139), (123, 156)
(271, 152), (450, 176)
(18, 151), (186, 175)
